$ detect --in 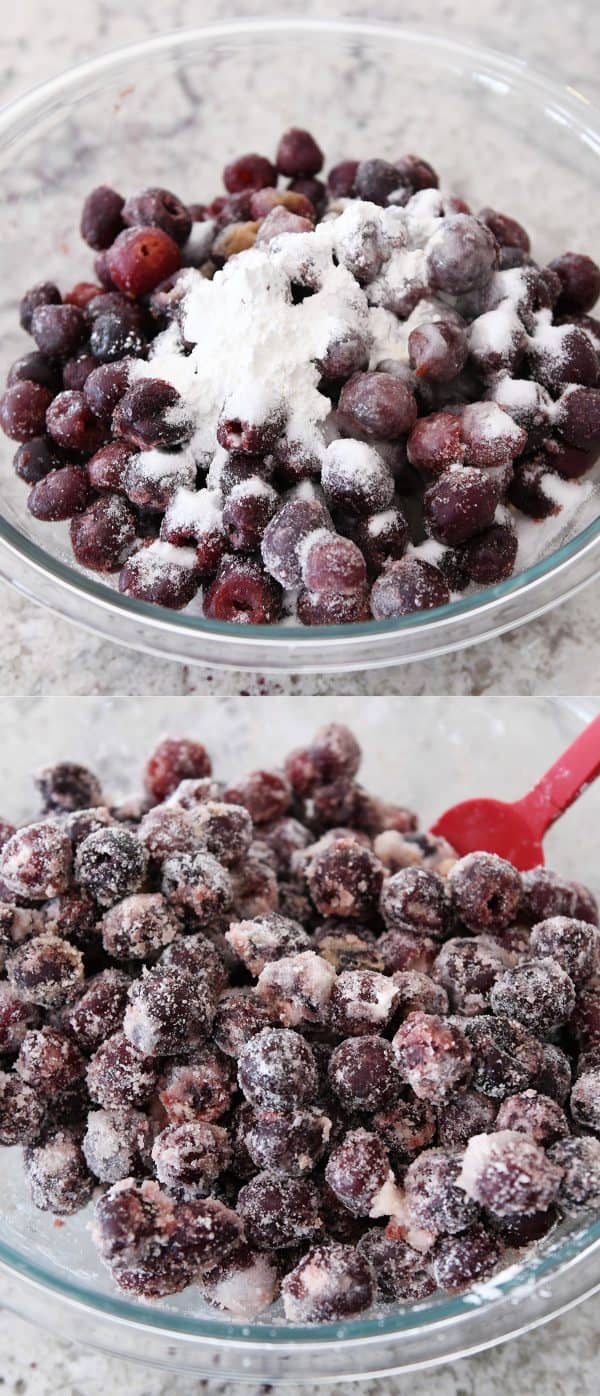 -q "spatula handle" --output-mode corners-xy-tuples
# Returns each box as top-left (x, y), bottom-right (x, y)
(513, 712), (600, 841)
